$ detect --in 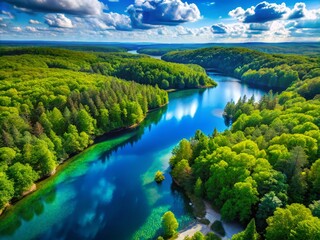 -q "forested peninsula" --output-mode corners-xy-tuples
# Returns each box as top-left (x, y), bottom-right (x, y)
(163, 47), (319, 89)
(168, 48), (320, 239)
(0, 47), (215, 214)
